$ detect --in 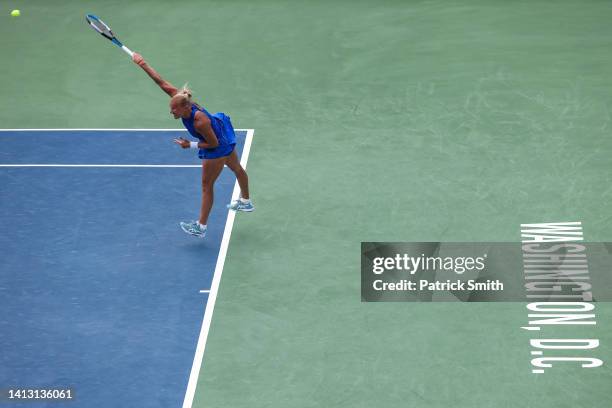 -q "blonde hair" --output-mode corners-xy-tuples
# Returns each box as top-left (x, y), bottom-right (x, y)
(172, 83), (193, 107)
